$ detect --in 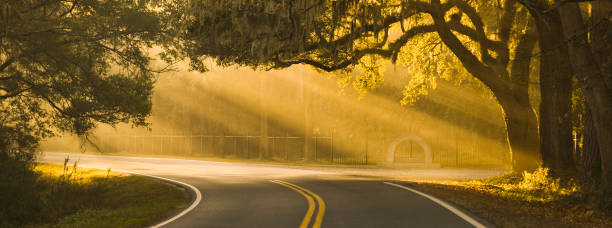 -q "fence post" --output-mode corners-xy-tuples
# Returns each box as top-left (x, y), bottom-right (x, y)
(234, 136), (238, 157)
(271, 136), (275, 158)
(285, 132), (289, 160)
(149, 136), (153, 154)
(455, 132), (459, 167)
(141, 136), (144, 154)
(221, 132), (225, 158)
(364, 132), (369, 165)
(246, 134), (250, 159)
(430, 138), (435, 164)
(314, 136), (317, 161)
(330, 131), (334, 163)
